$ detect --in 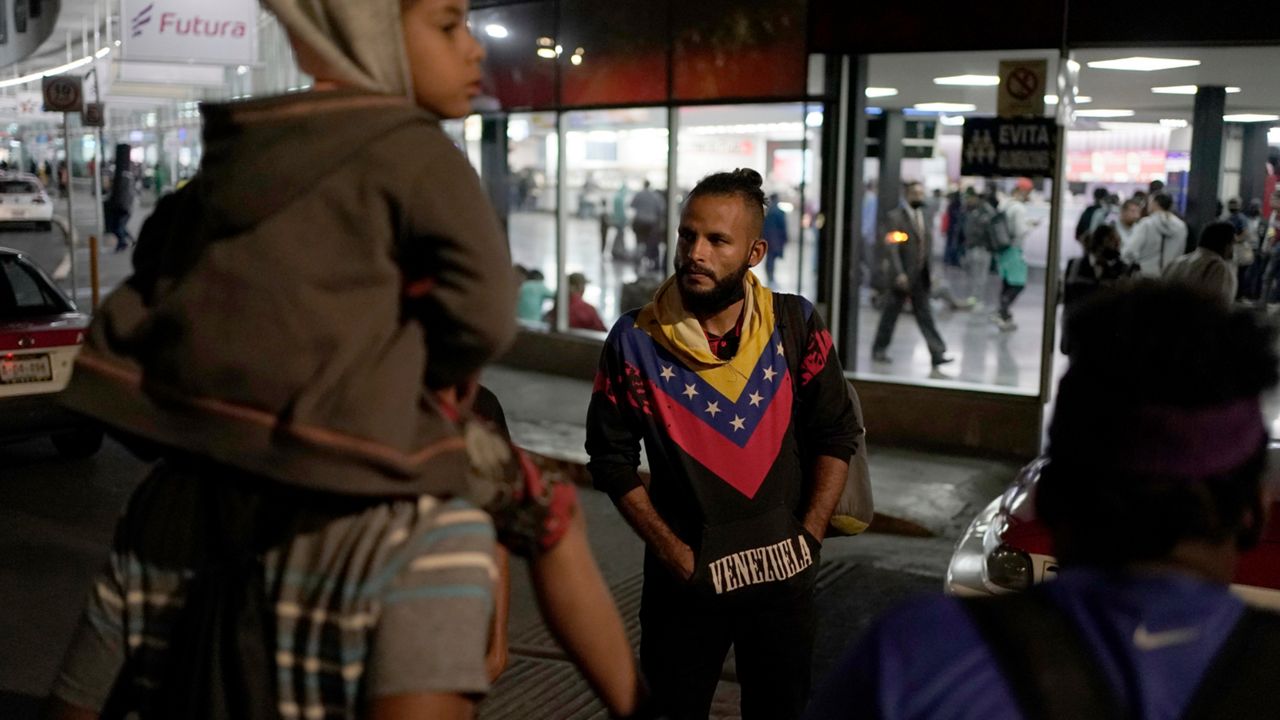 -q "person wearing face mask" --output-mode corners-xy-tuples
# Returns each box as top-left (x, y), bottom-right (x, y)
(871, 181), (954, 367)
(1060, 224), (1139, 353)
